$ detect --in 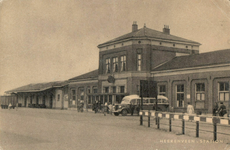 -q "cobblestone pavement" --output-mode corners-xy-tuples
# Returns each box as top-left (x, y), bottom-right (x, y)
(0, 108), (229, 150)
